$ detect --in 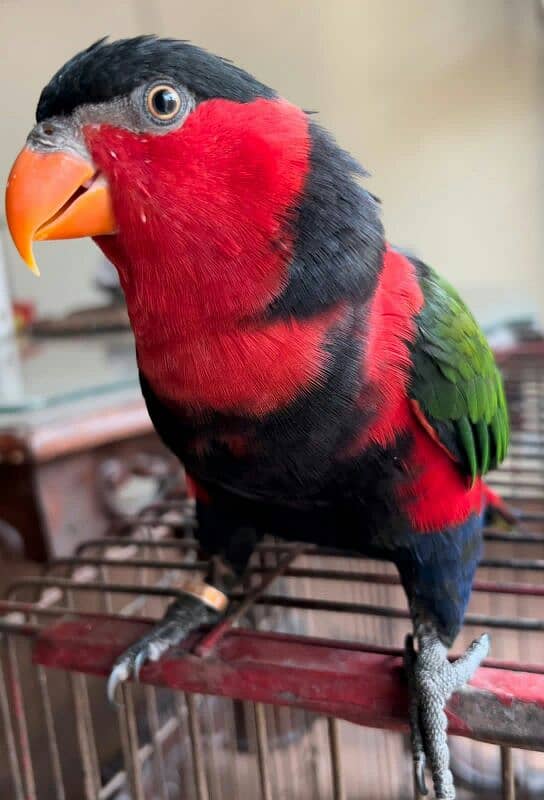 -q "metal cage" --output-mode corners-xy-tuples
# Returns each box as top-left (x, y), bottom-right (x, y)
(1, 345), (544, 800)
